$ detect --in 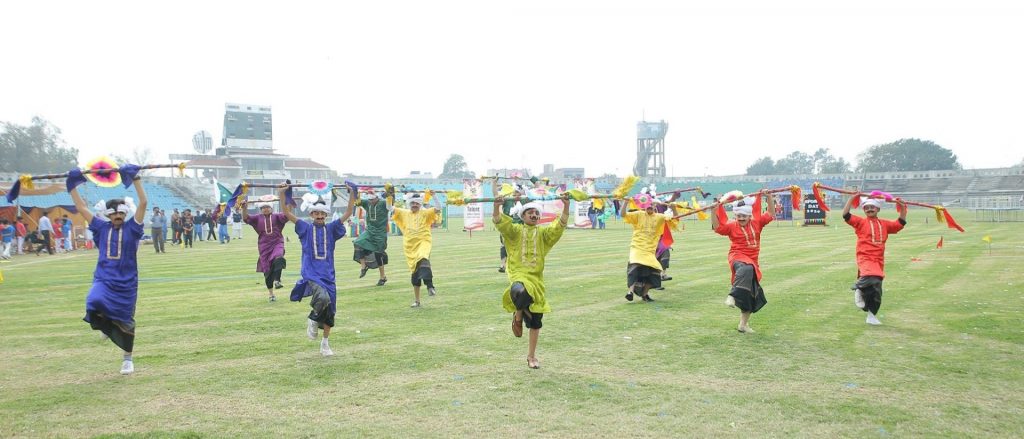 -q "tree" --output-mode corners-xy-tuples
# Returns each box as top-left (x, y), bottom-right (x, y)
(856, 138), (961, 172)
(112, 146), (155, 175)
(745, 156), (775, 175)
(0, 117), (79, 173)
(438, 154), (475, 179)
(812, 148), (852, 174)
(774, 151), (814, 174)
